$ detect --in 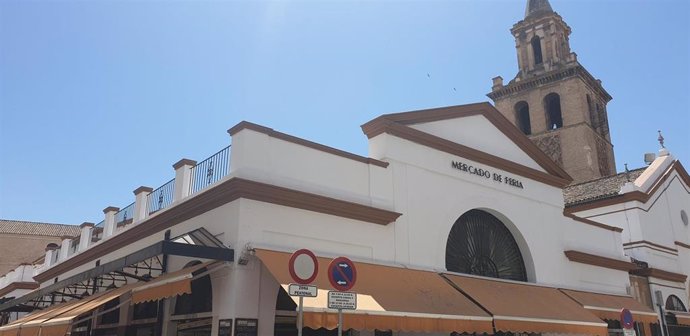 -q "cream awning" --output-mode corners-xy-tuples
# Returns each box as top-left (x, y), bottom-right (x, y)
(671, 311), (690, 327)
(256, 249), (494, 334)
(131, 261), (216, 304)
(0, 261), (219, 336)
(560, 289), (659, 324)
(443, 273), (610, 336)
